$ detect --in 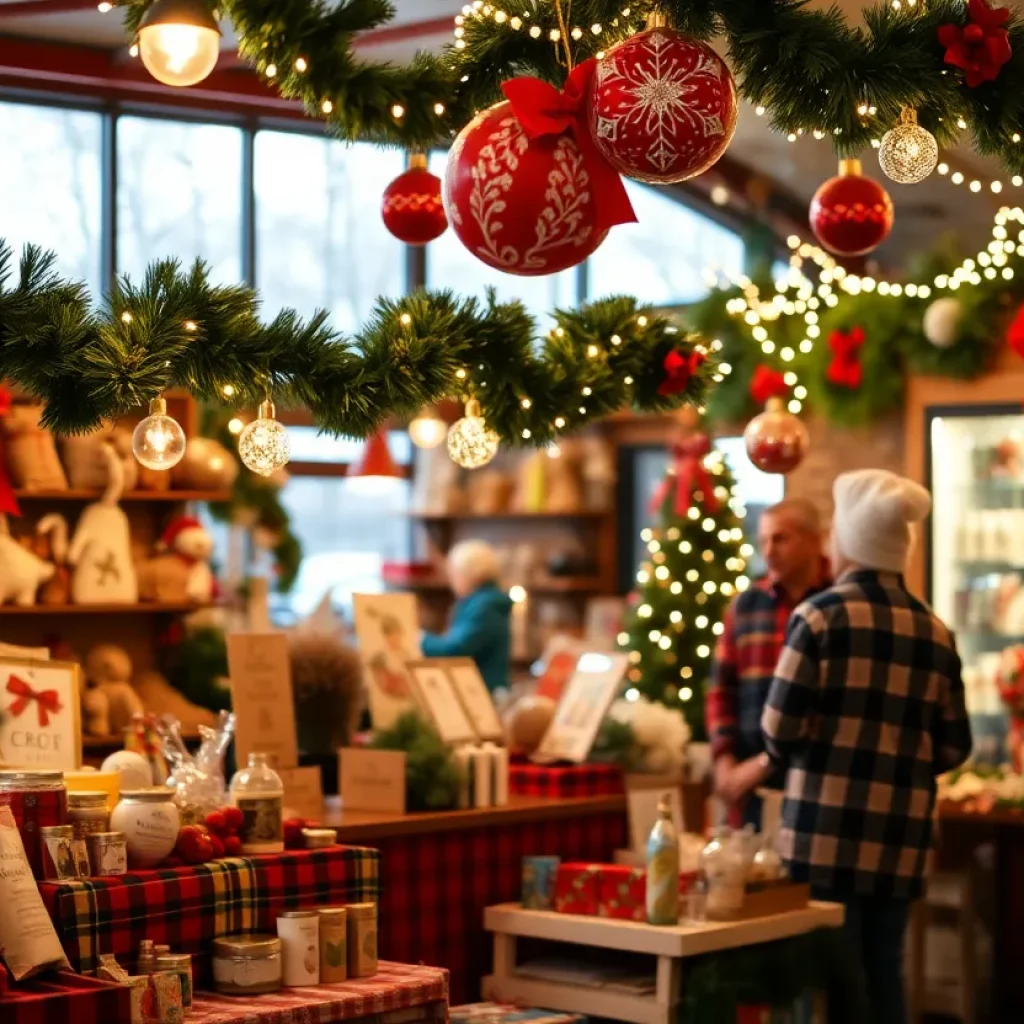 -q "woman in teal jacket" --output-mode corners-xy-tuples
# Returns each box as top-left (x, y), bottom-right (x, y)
(421, 540), (512, 693)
